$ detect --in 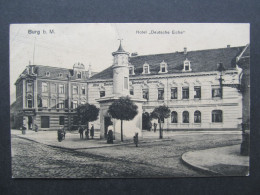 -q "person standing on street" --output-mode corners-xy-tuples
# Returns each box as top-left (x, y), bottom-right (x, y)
(90, 124), (94, 139)
(78, 126), (84, 139)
